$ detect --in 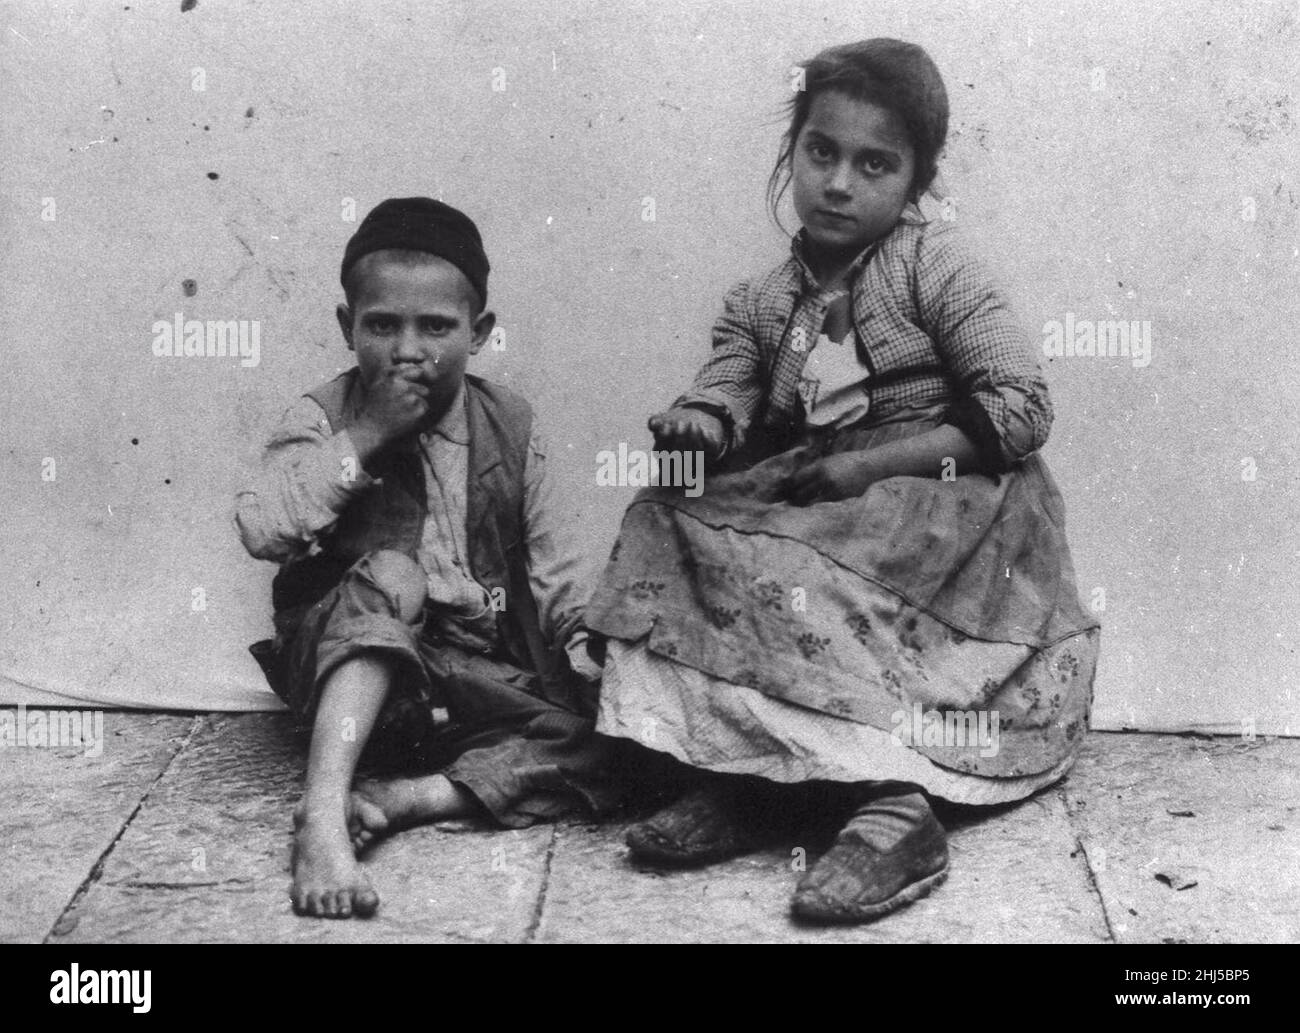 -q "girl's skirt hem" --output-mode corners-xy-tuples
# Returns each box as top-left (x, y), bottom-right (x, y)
(598, 639), (1080, 807)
